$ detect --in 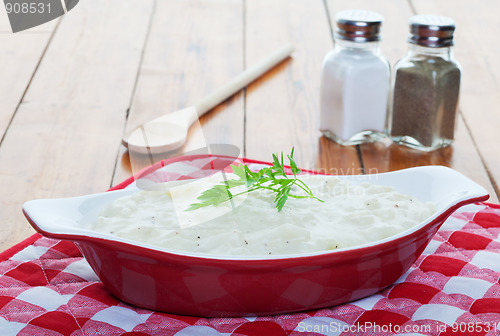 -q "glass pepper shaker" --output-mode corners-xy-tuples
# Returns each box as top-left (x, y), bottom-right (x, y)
(319, 10), (390, 145)
(389, 15), (461, 151)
